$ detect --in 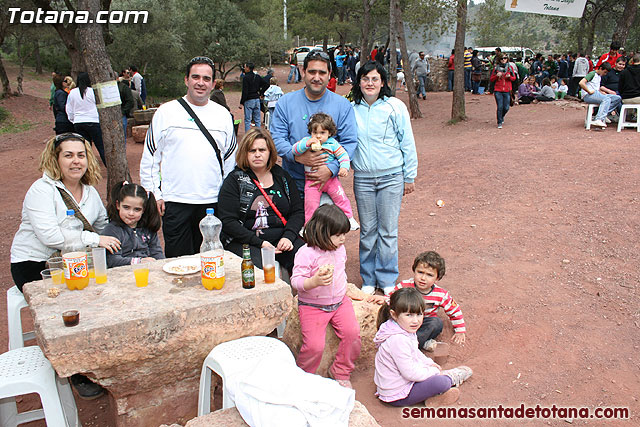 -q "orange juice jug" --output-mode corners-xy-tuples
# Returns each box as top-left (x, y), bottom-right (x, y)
(199, 208), (225, 290)
(60, 209), (89, 290)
